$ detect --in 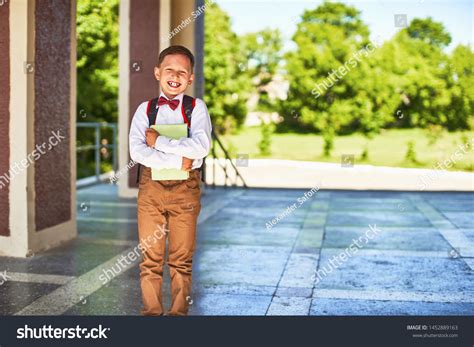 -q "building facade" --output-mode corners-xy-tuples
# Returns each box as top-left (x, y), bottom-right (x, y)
(0, 0), (205, 257)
